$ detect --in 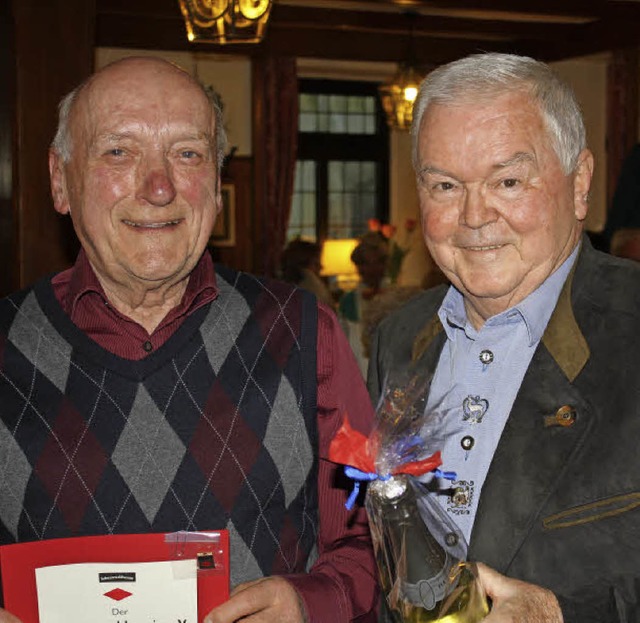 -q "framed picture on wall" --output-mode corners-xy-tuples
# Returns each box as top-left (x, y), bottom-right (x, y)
(209, 183), (236, 247)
